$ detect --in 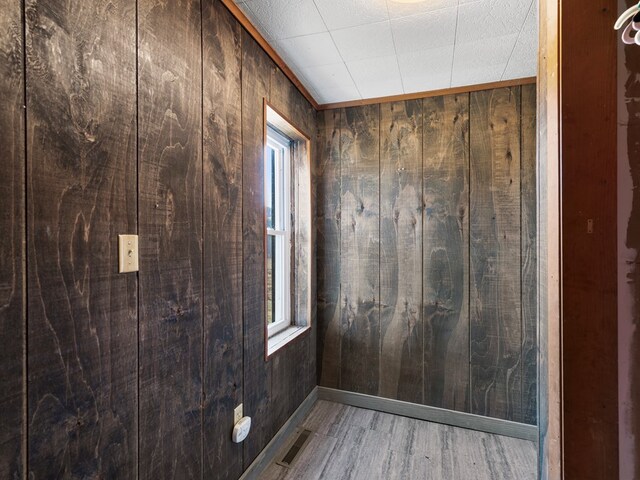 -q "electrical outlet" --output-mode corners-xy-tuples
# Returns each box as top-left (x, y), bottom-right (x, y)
(234, 404), (243, 425)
